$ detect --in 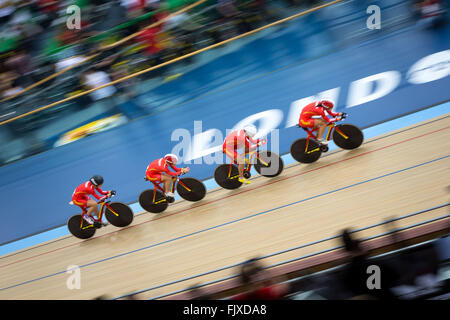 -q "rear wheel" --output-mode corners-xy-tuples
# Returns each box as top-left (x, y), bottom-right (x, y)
(214, 164), (242, 190)
(67, 215), (96, 239)
(105, 202), (134, 227)
(139, 189), (169, 213)
(333, 124), (364, 150)
(290, 138), (322, 163)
